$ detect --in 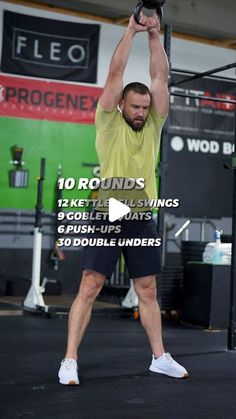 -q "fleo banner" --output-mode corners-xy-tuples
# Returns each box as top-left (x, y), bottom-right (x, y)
(1, 11), (100, 82)
(0, 74), (102, 124)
